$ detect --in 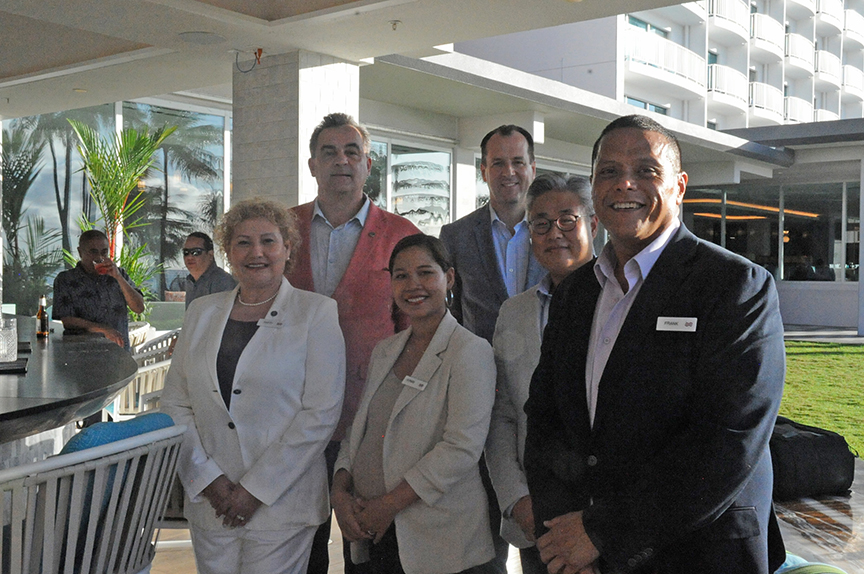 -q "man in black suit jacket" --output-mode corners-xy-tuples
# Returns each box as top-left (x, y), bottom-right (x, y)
(524, 115), (786, 574)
